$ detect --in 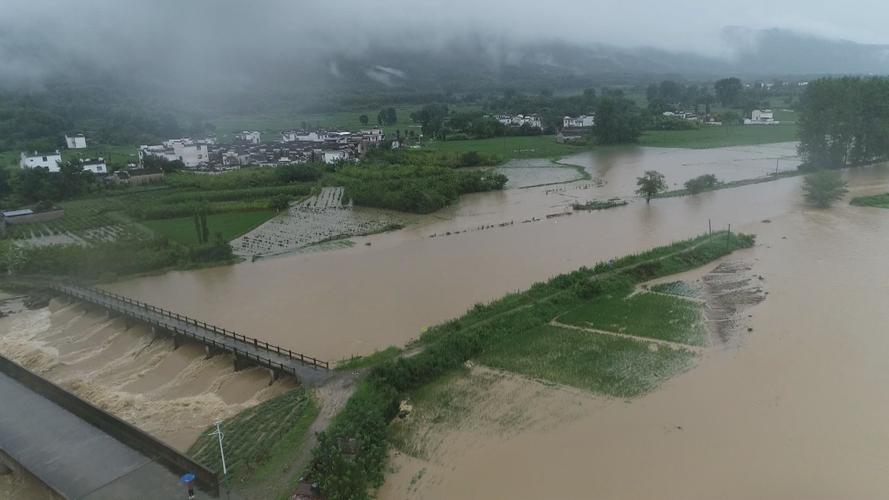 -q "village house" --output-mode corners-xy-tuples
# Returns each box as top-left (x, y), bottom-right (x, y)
(563, 115), (596, 128)
(20, 151), (62, 172)
(80, 158), (108, 174)
(138, 138), (211, 168)
(235, 130), (261, 144)
(493, 114), (543, 129)
(64, 133), (87, 149)
(744, 109), (779, 125)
